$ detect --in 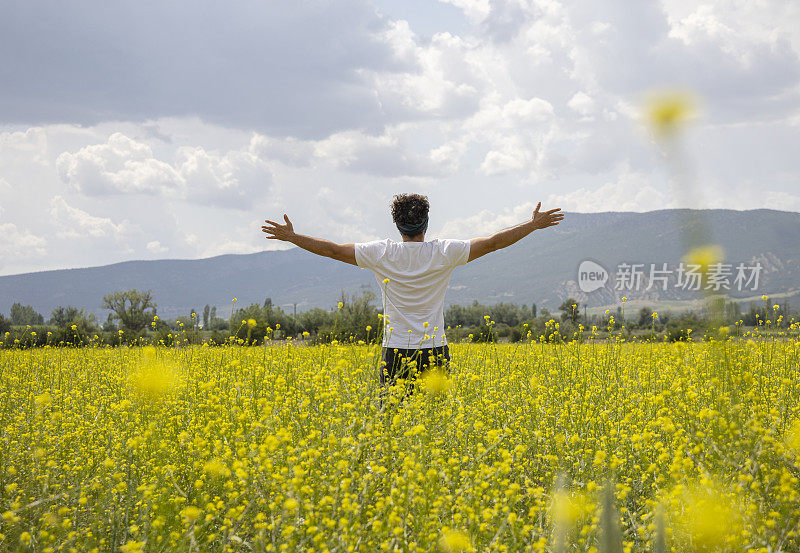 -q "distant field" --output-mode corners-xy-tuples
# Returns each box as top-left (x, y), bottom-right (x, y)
(2, 336), (799, 552)
(587, 289), (800, 318)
